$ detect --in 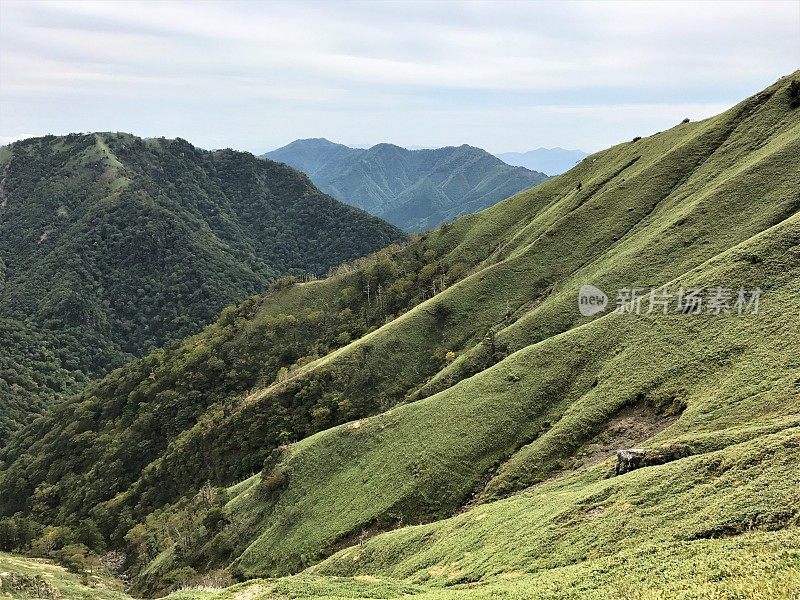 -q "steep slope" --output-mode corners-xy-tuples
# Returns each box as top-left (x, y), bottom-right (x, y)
(2, 74), (799, 598)
(0, 133), (404, 442)
(497, 147), (589, 175)
(264, 140), (548, 231)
